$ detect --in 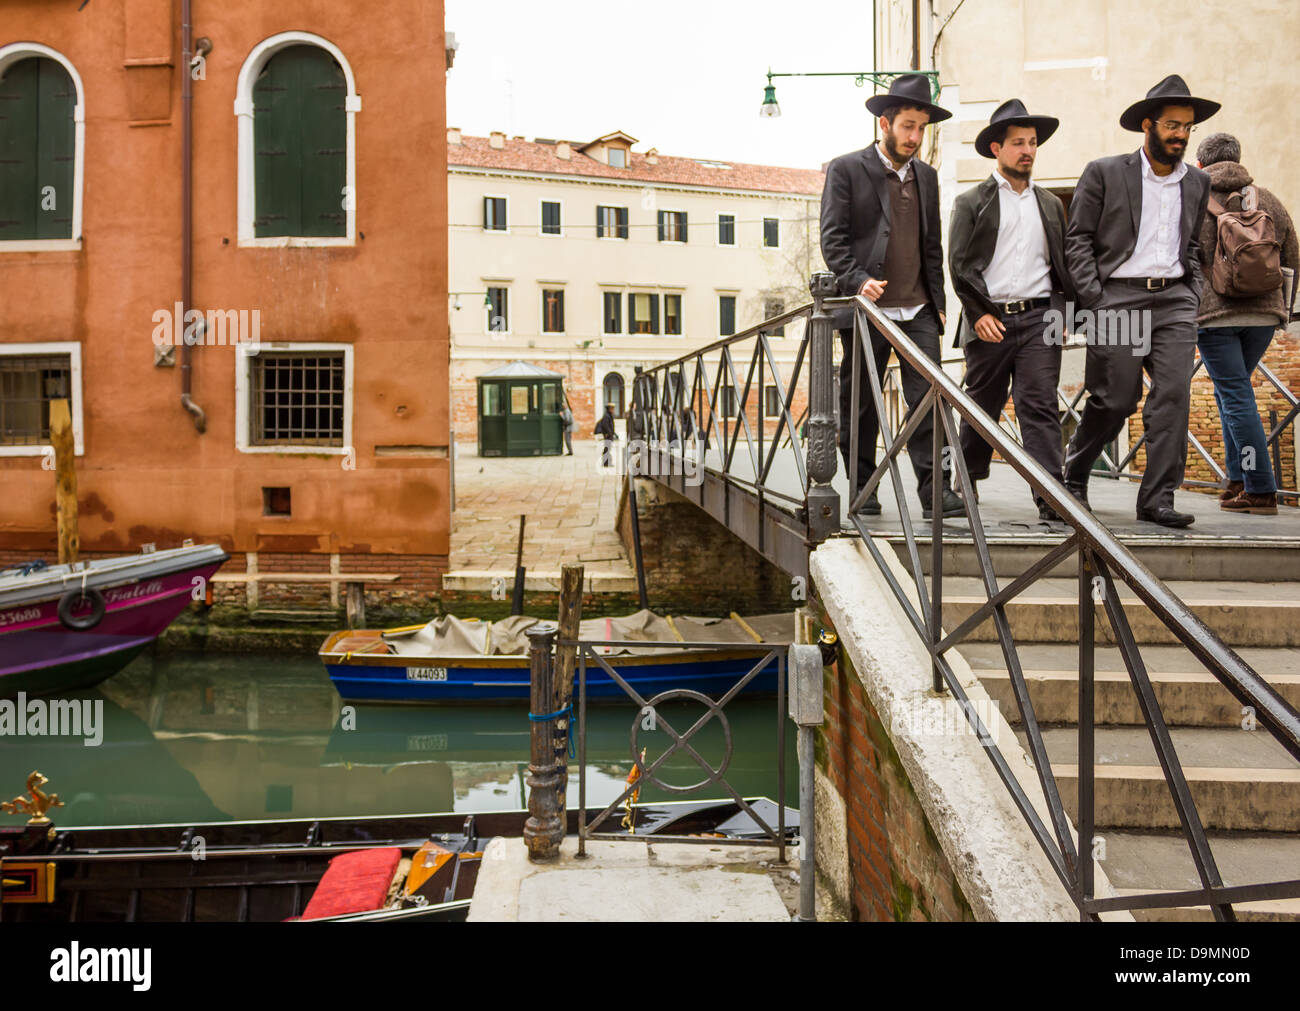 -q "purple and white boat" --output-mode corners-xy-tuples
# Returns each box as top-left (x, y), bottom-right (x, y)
(0, 544), (228, 697)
